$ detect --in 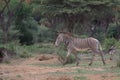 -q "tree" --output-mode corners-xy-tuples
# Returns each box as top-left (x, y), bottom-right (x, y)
(32, 0), (120, 40)
(14, 1), (38, 45)
(0, 0), (24, 43)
